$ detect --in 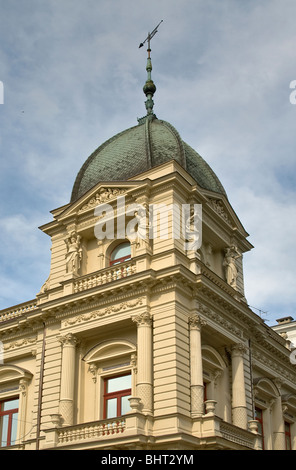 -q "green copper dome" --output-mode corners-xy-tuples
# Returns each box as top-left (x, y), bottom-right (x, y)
(70, 116), (226, 202)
